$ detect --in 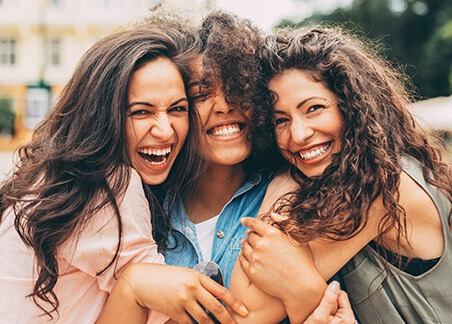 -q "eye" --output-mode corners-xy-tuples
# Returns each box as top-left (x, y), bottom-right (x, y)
(273, 116), (289, 126)
(307, 104), (324, 113)
(128, 109), (150, 117)
(169, 105), (189, 113)
(191, 92), (212, 103)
